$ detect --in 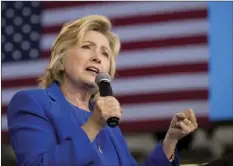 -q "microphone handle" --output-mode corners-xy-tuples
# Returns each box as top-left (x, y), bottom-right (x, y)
(99, 81), (119, 128)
